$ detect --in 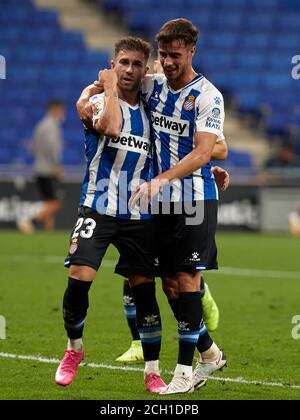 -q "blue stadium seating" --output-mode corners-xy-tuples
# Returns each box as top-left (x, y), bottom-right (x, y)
(106, 0), (300, 159)
(0, 0), (111, 165)
(2, 0), (300, 168)
(226, 150), (254, 169)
